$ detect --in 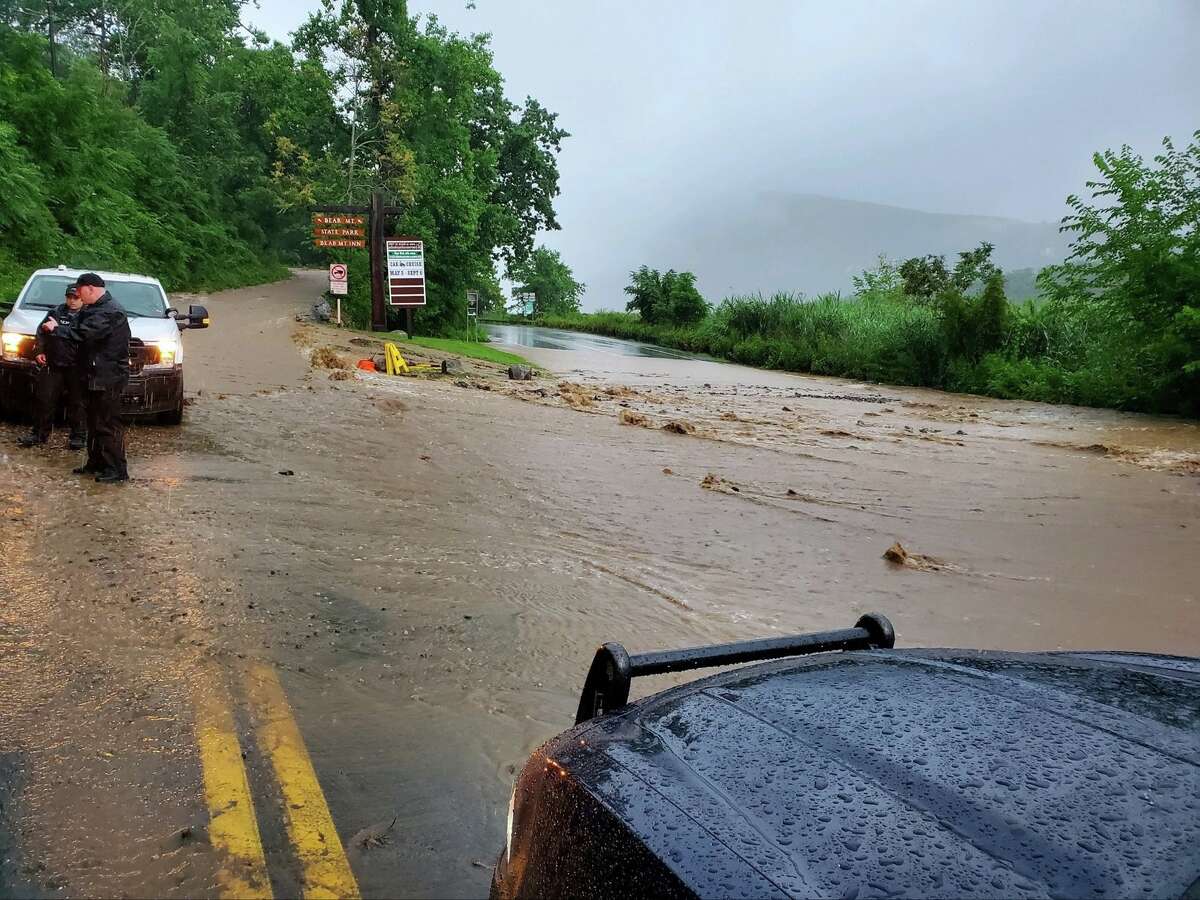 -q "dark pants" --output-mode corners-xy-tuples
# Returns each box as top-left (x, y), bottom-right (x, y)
(33, 366), (86, 441)
(85, 383), (127, 476)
